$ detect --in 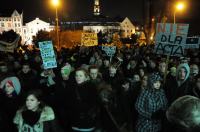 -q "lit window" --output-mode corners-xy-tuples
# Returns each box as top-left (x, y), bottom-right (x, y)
(7, 23), (11, 27)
